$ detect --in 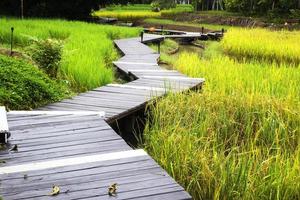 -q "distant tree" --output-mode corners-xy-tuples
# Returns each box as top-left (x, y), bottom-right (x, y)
(0, 0), (100, 19)
(152, 0), (176, 9)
